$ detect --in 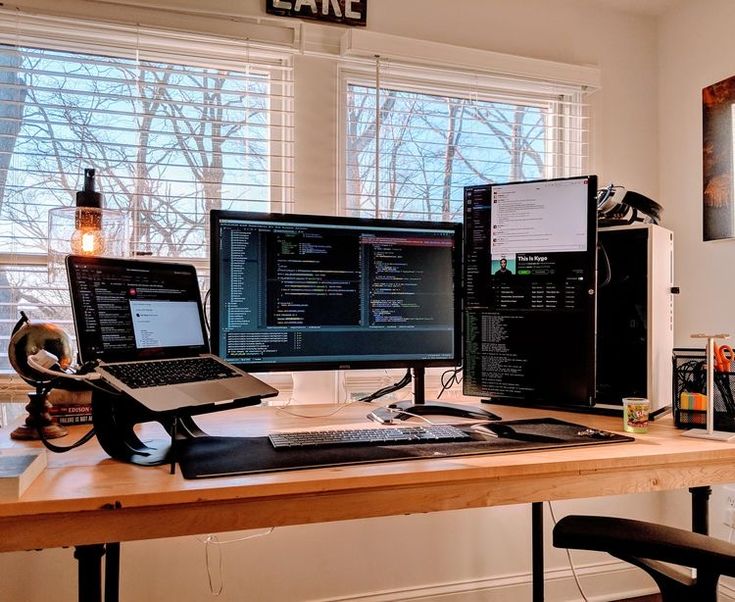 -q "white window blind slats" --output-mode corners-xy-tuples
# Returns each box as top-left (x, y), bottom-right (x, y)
(344, 140), (588, 160)
(345, 92), (591, 115)
(0, 11), (295, 72)
(342, 66), (589, 221)
(345, 120), (590, 138)
(0, 168), (293, 188)
(0, 46), (294, 80)
(0, 68), (293, 104)
(0, 12), (293, 376)
(0, 130), (295, 160)
(0, 92), (294, 123)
